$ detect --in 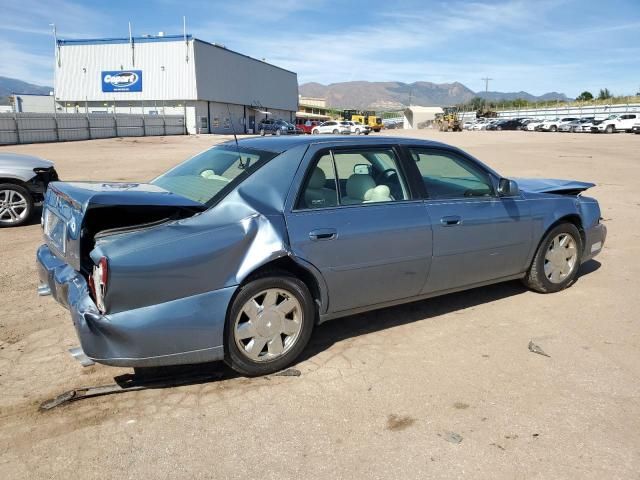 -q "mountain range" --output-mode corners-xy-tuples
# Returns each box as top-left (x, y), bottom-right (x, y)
(0, 75), (570, 110)
(299, 81), (570, 109)
(0, 77), (52, 105)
